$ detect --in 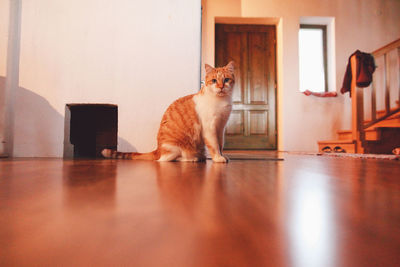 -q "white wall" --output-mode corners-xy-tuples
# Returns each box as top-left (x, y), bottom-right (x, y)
(202, 0), (400, 151)
(6, 0), (201, 157)
(0, 0), (10, 155)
